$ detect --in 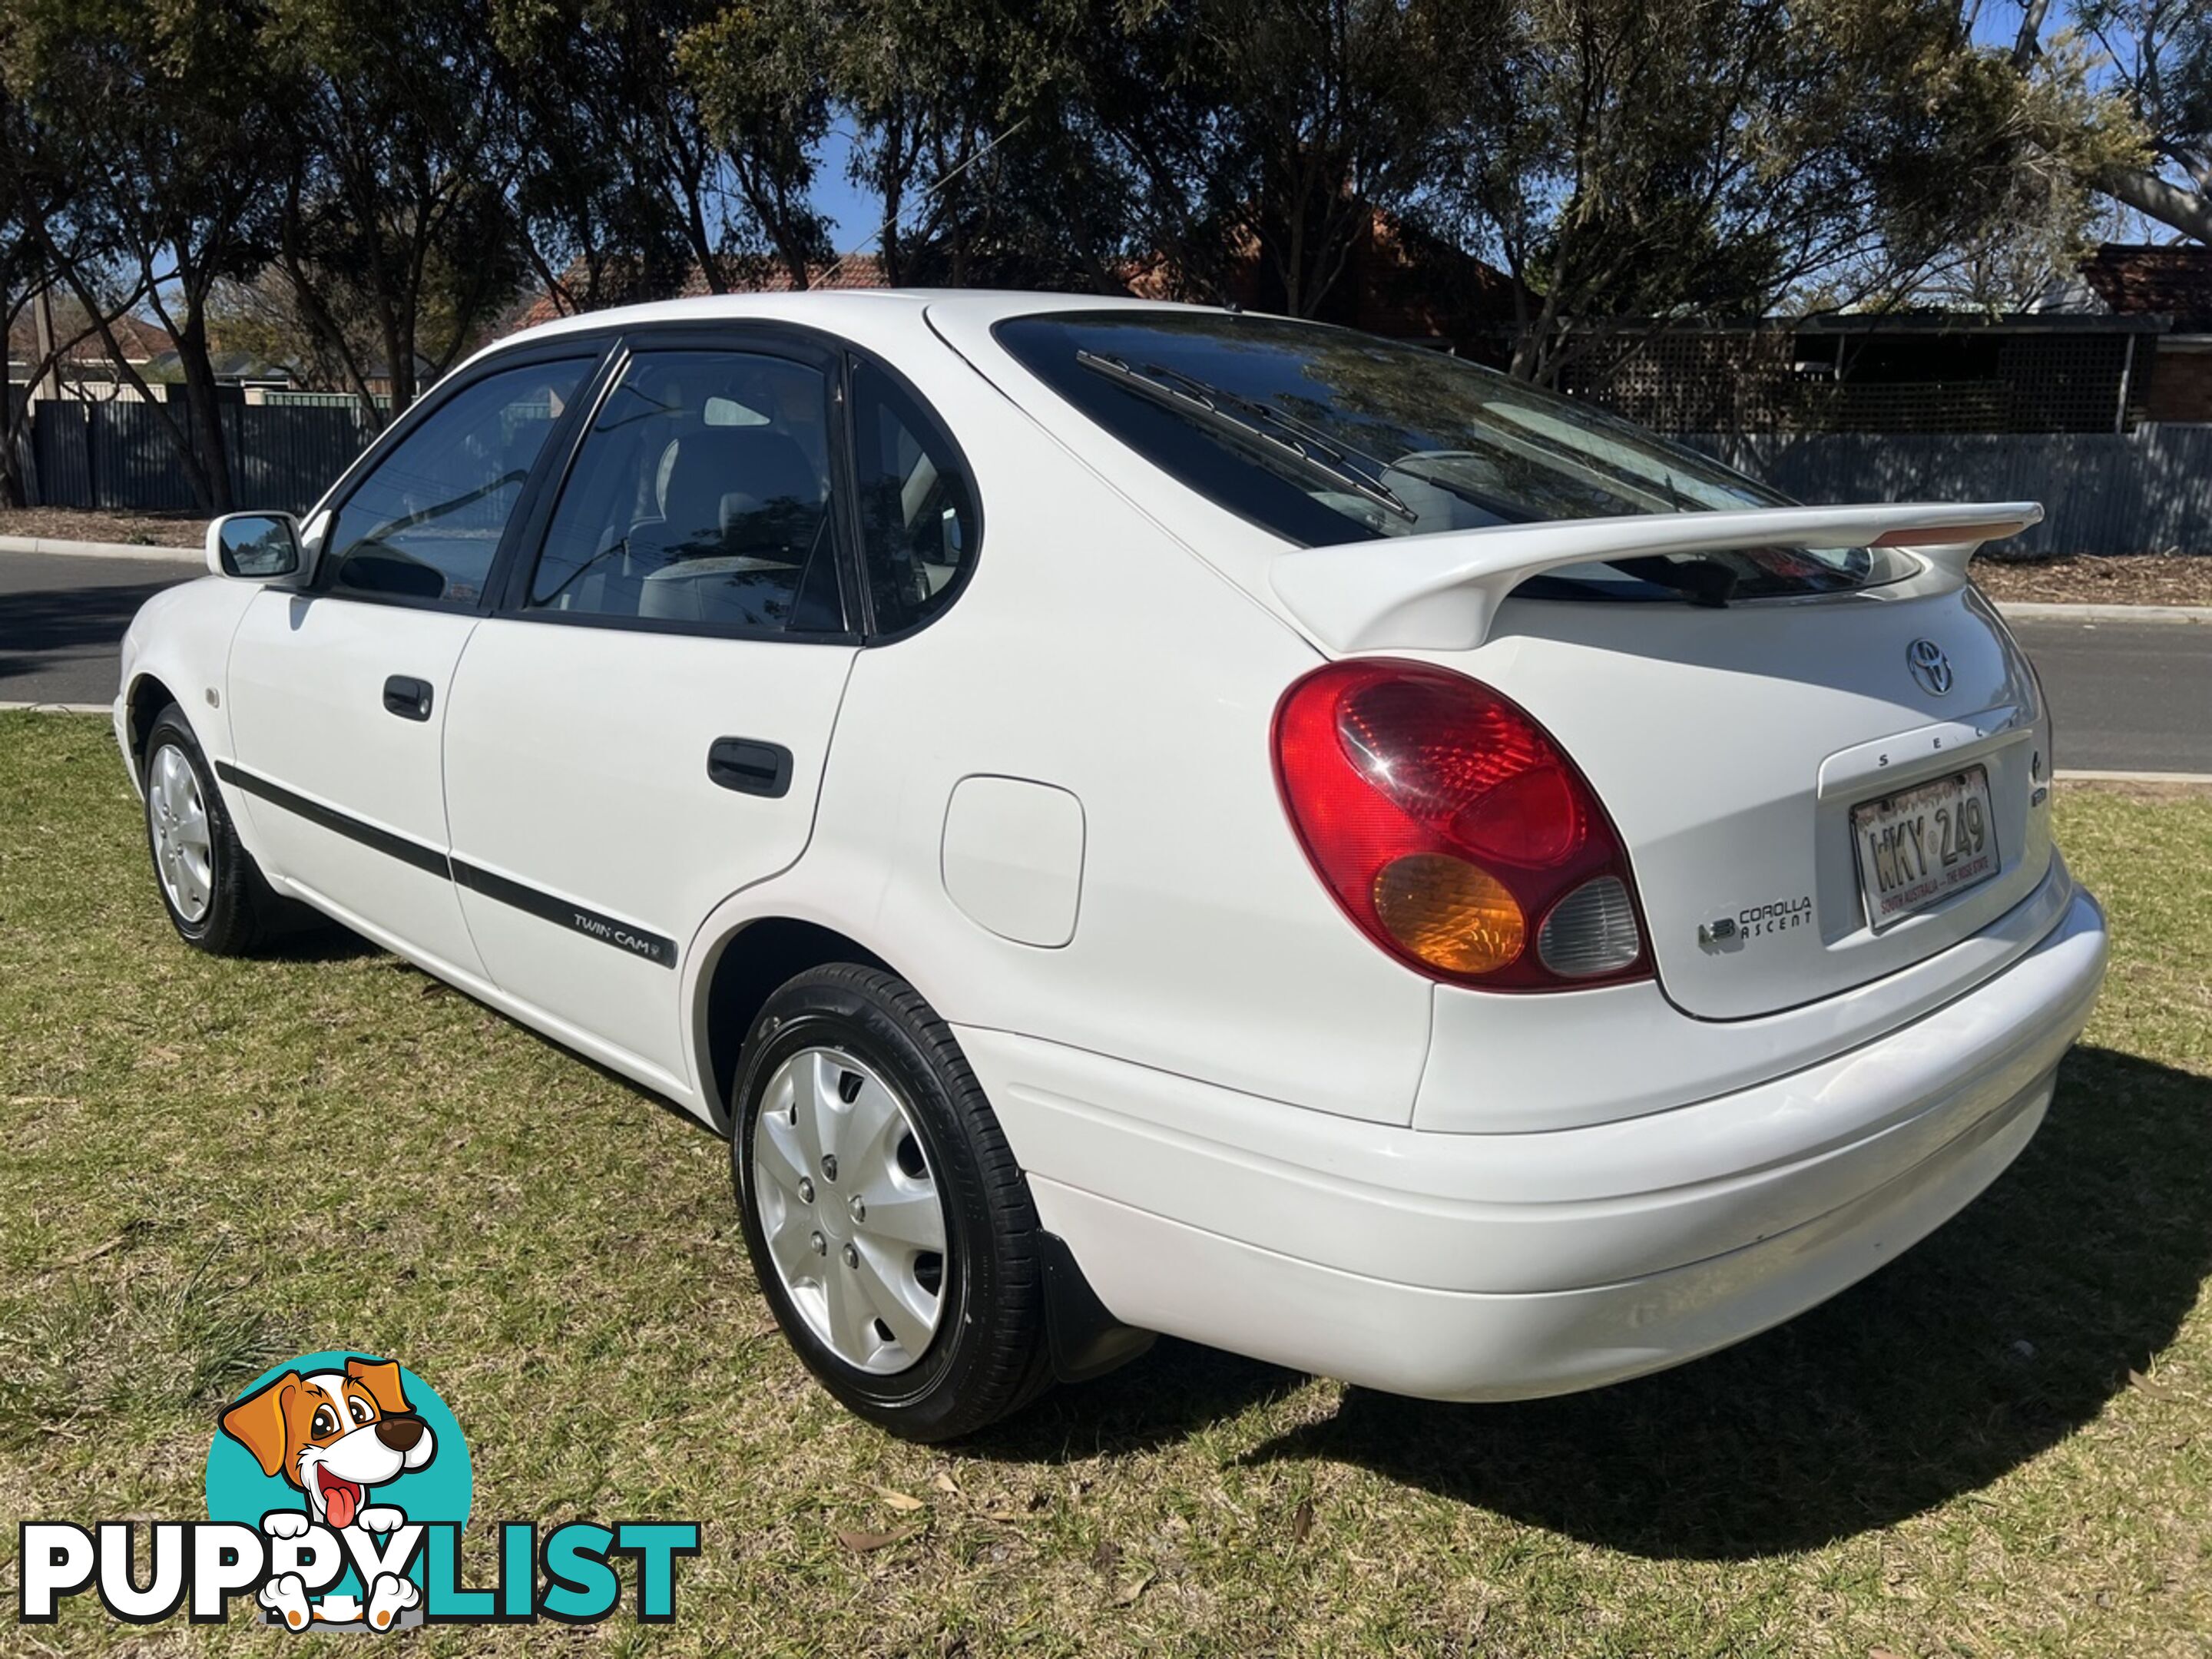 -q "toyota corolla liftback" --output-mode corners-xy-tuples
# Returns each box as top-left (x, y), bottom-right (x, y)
(118, 292), (2107, 1439)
